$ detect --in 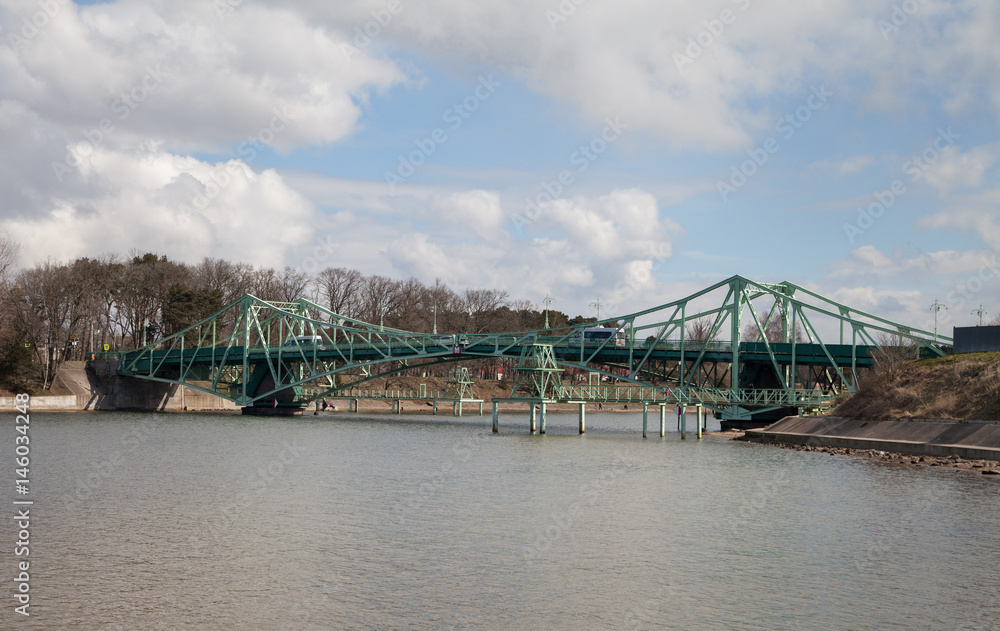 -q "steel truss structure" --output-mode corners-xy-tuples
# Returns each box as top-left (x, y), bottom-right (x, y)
(105, 276), (950, 418)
